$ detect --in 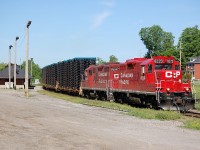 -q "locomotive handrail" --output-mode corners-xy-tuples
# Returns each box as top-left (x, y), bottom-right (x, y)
(155, 80), (166, 104)
(154, 71), (167, 103)
(154, 71), (160, 103)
